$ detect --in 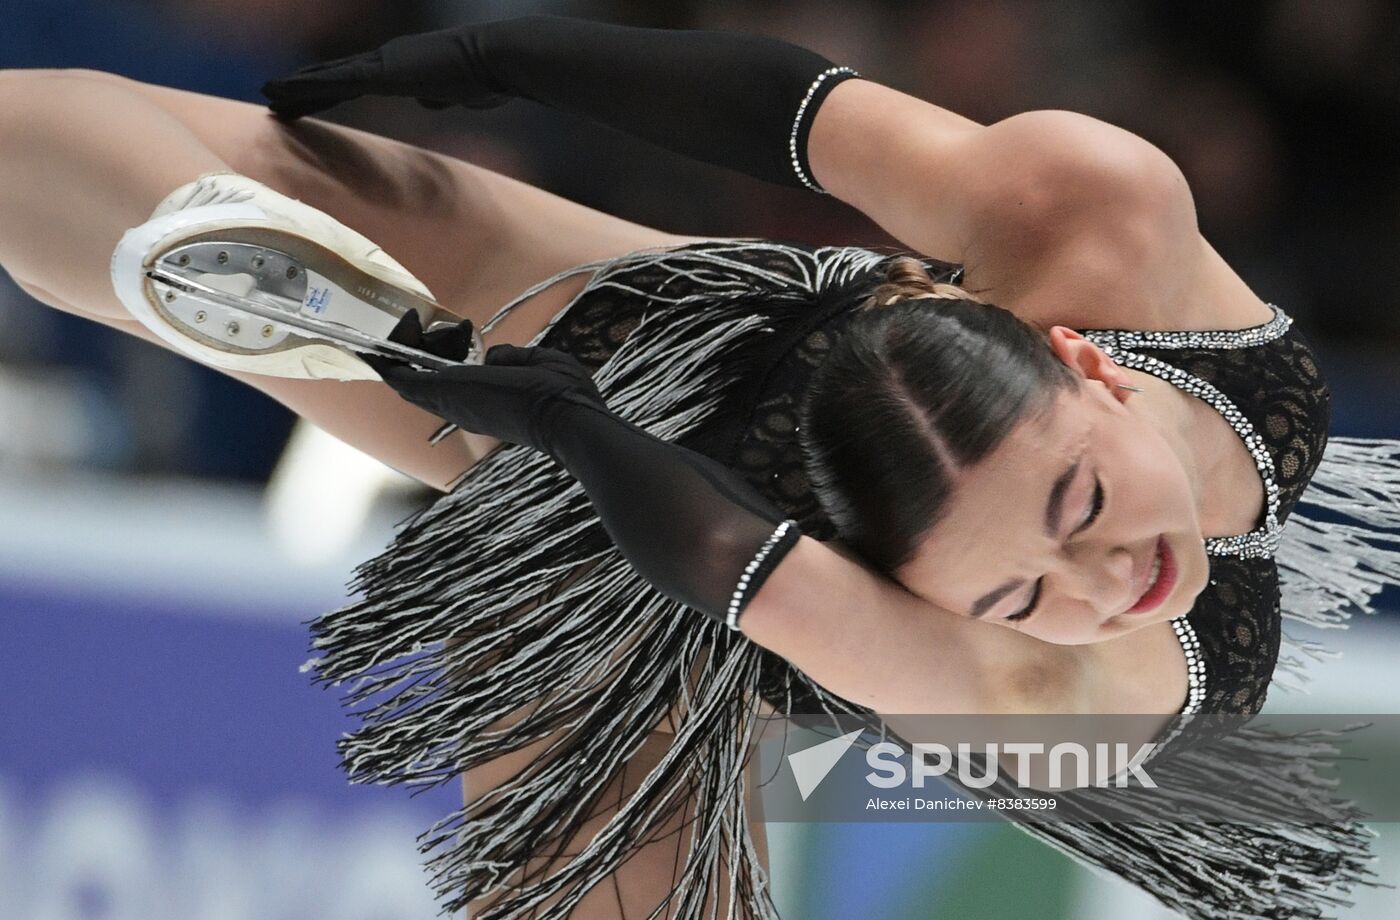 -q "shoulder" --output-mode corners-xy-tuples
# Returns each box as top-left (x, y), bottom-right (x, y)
(807, 86), (1209, 327)
(959, 113), (1289, 333)
(954, 111), (1209, 327)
